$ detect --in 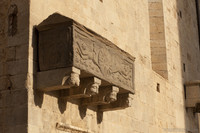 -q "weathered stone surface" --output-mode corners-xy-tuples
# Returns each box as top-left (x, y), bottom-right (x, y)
(36, 14), (135, 93)
(73, 25), (134, 93)
(37, 22), (73, 71)
(61, 77), (101, 99)
(1, 0), (200, 132)
(81, 86), (119, 106)
(185, 81), (200, 107)
(98, 93), (133, 111)
(6, 47), (16, 61)
(56, 122), (92, 133)
(8, 4), (18, 36)
(37, 67), (80, 91)
(148, 0), (168, 79)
